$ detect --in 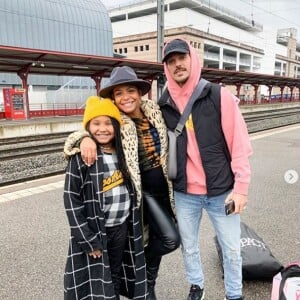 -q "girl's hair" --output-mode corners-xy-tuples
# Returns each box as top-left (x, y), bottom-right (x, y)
(110, 118), (131, 184)
(87, 117), (130, 185)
